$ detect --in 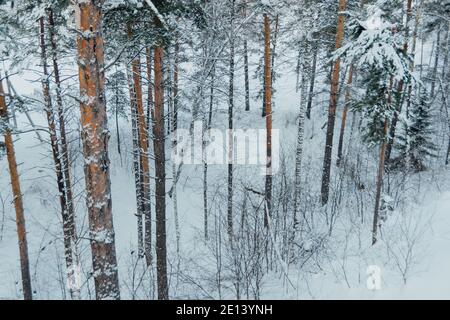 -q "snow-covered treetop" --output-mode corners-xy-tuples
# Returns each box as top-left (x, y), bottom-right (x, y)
(333, 11), (409, 82)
